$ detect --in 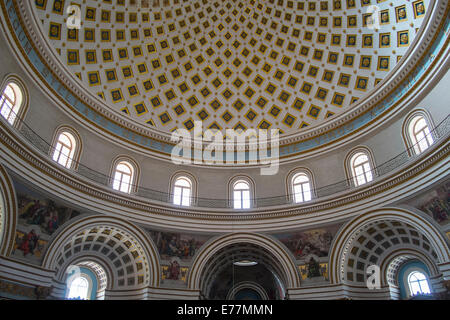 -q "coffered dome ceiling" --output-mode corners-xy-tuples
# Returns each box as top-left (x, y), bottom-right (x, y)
(34, 0), (429, 136)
